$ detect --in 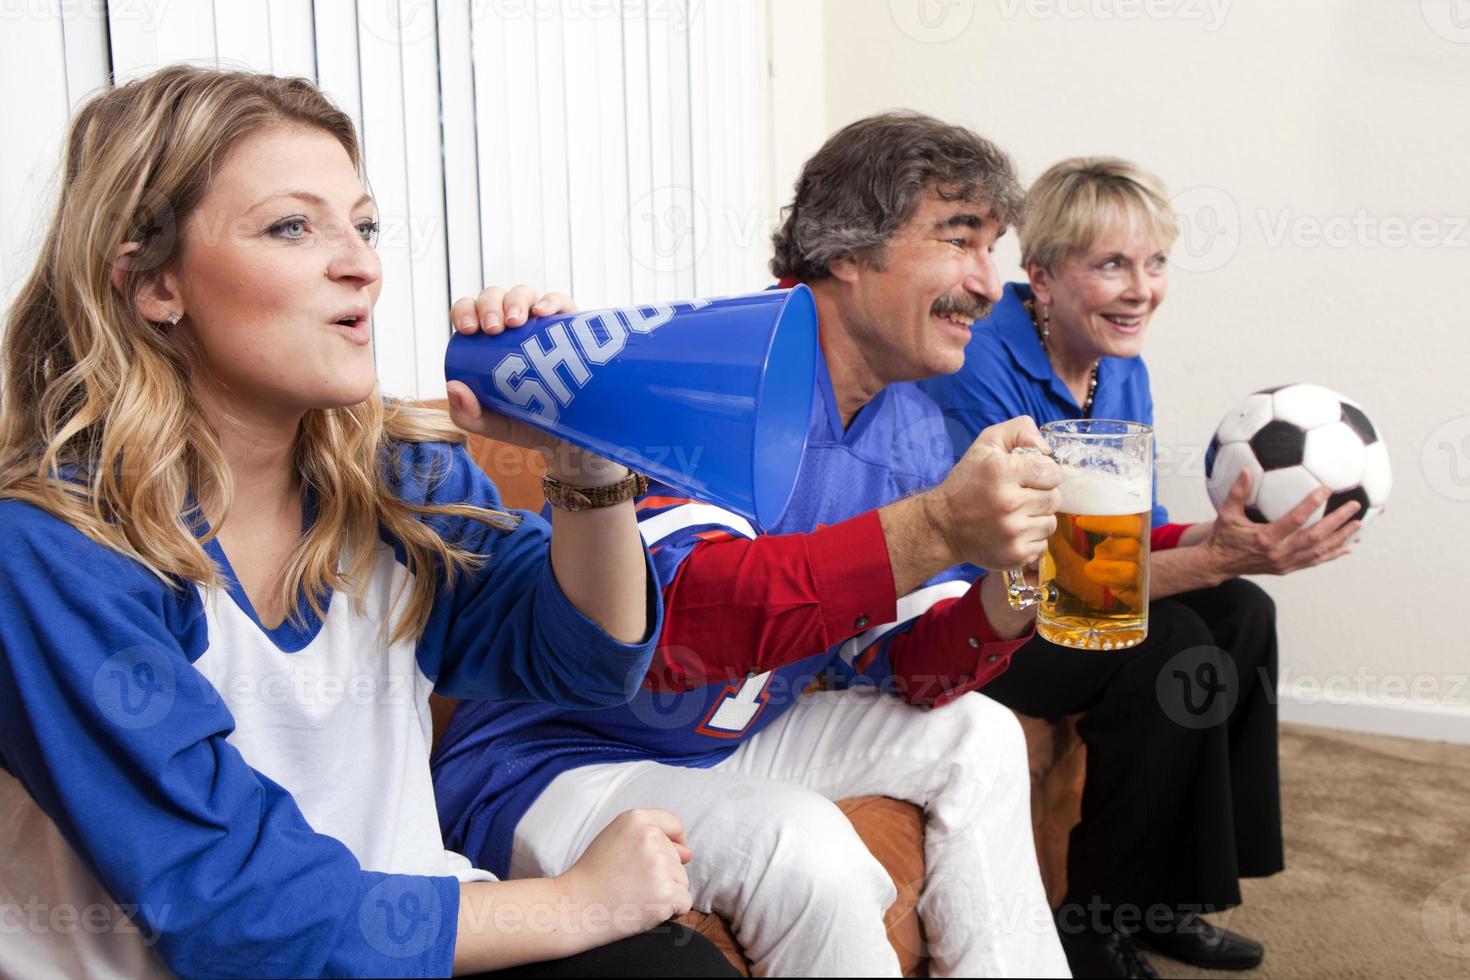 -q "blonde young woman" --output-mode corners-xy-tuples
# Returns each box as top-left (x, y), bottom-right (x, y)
(921, 158), (1361, 979)
(0, 67), (735, 979)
